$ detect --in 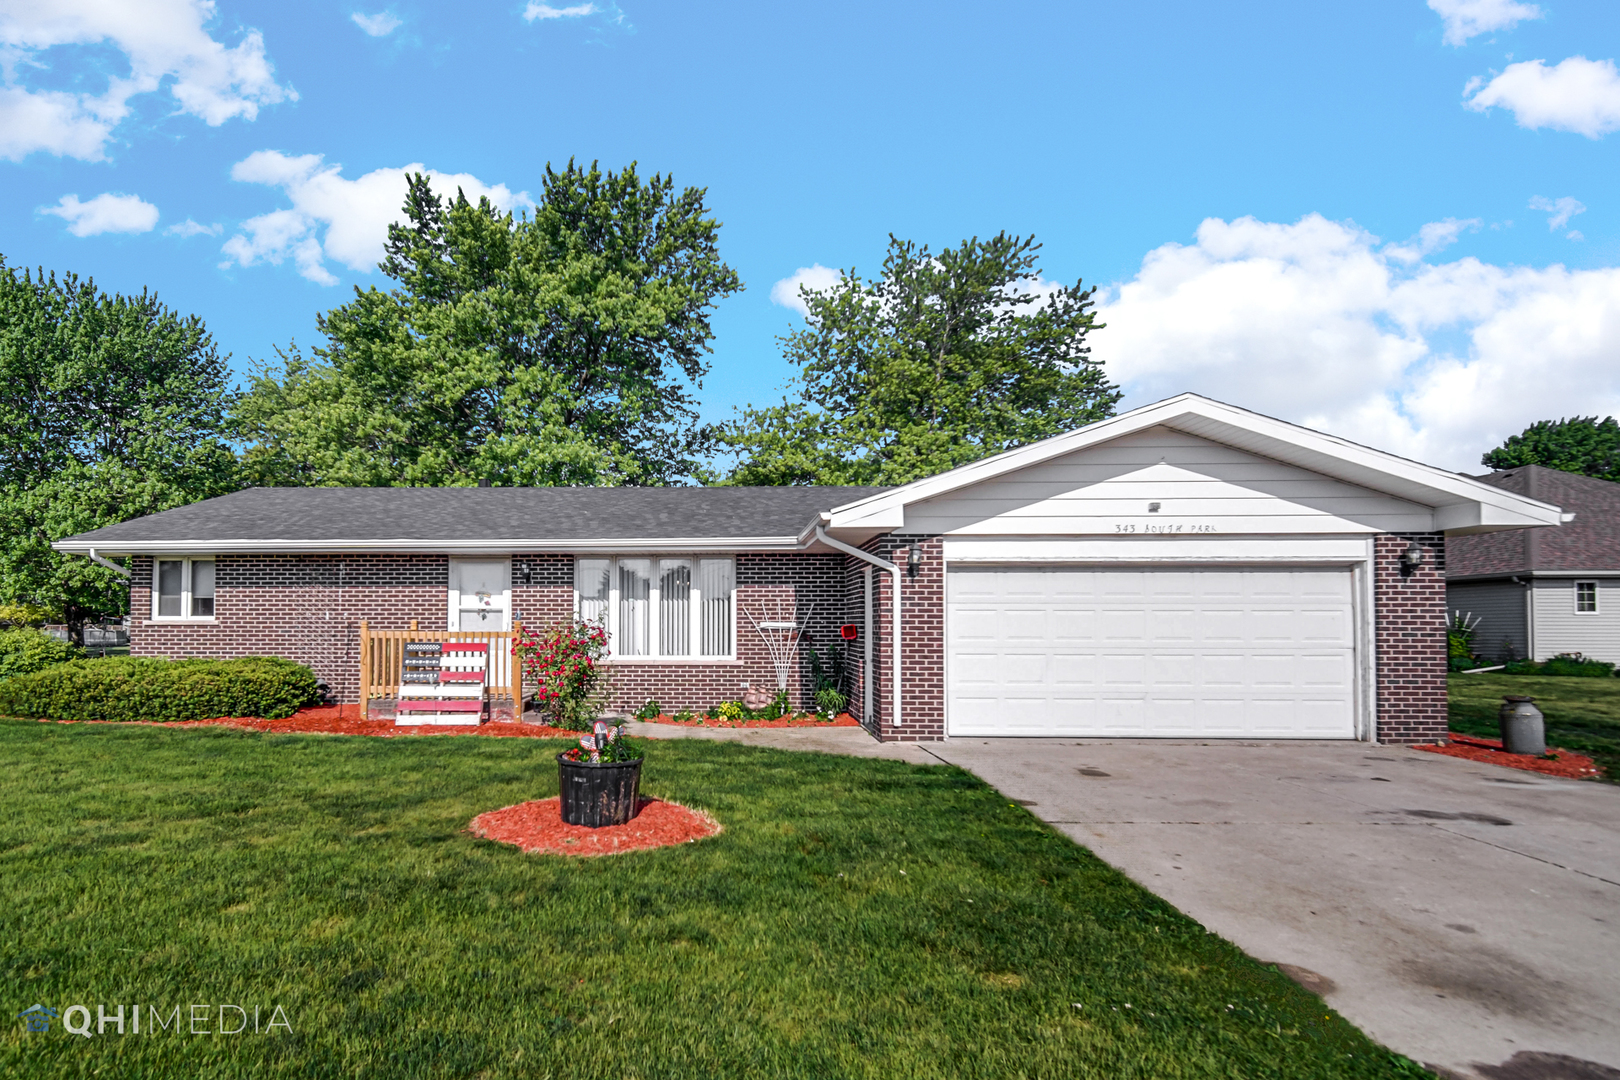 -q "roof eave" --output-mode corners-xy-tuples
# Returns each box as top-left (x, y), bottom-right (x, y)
(53, 535), (809, 557)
